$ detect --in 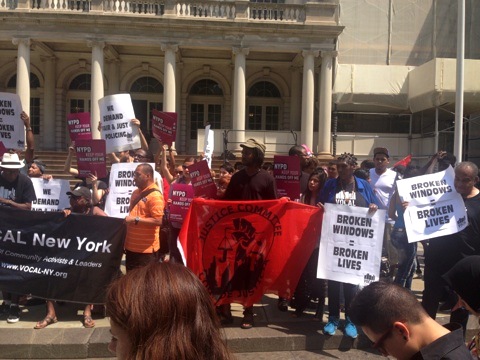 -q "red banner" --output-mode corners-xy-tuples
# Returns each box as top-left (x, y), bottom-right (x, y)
(179, 198), (323, 307)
